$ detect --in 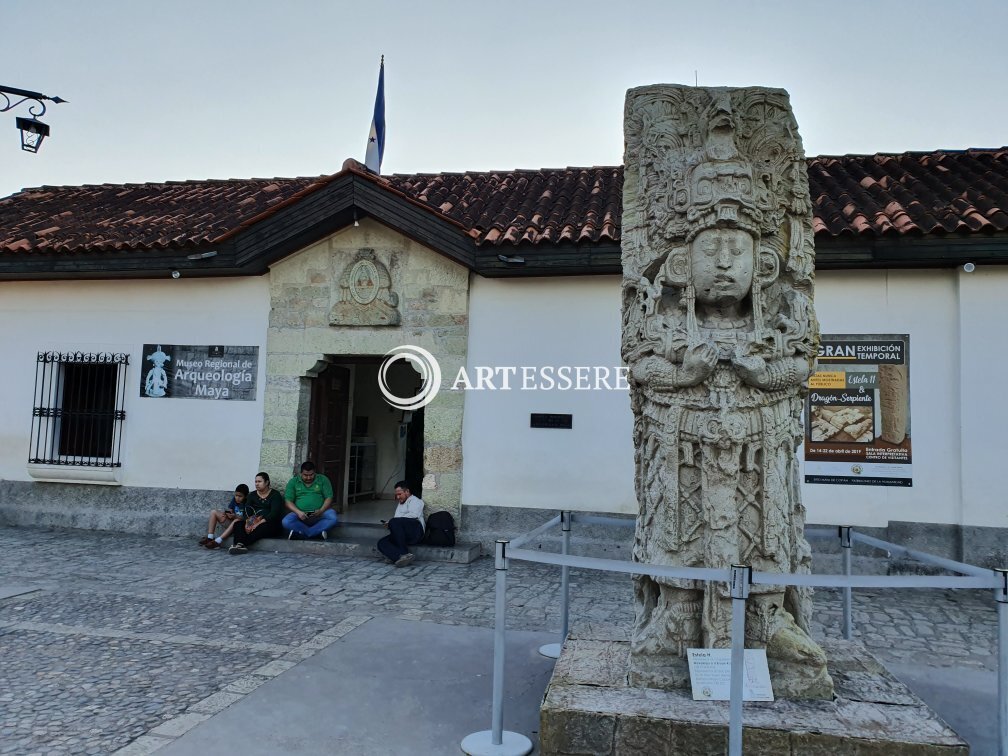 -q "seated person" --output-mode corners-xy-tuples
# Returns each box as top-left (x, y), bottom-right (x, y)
(200, 483), (248, 550)
(229, 472), (285, 555)
(282, 461), (338, 540)
(377, 481), (425, 567)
